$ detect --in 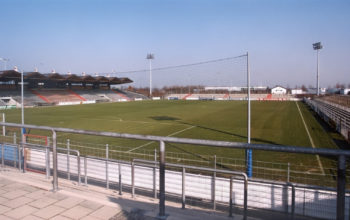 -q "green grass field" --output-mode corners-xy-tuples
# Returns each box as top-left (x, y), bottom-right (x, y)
(0, 100), (346, 186)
